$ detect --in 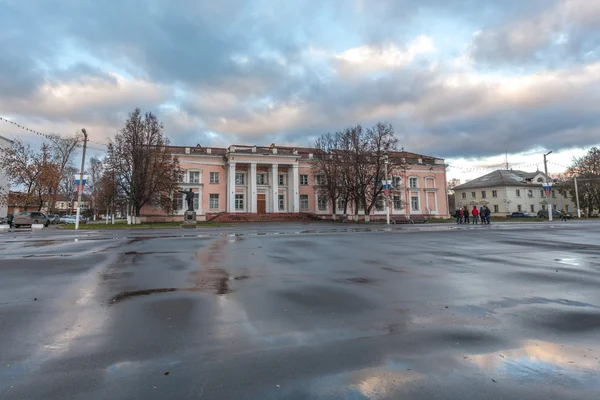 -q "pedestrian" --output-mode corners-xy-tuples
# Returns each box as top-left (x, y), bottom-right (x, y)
(480, 206), (485, 223)
(472, 206), (479, 224)
(459, 208), (464, 224)
(455, 208), (461, 224)
(464, 206), (470, 224)
(561, 208), (567, 221)
(484, 206), (491, 224)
